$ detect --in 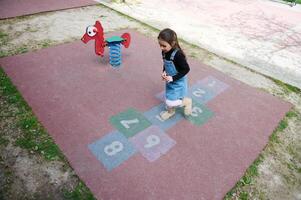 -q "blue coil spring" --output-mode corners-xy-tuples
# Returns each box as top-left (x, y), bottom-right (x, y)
(108, 43), (122, 68)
